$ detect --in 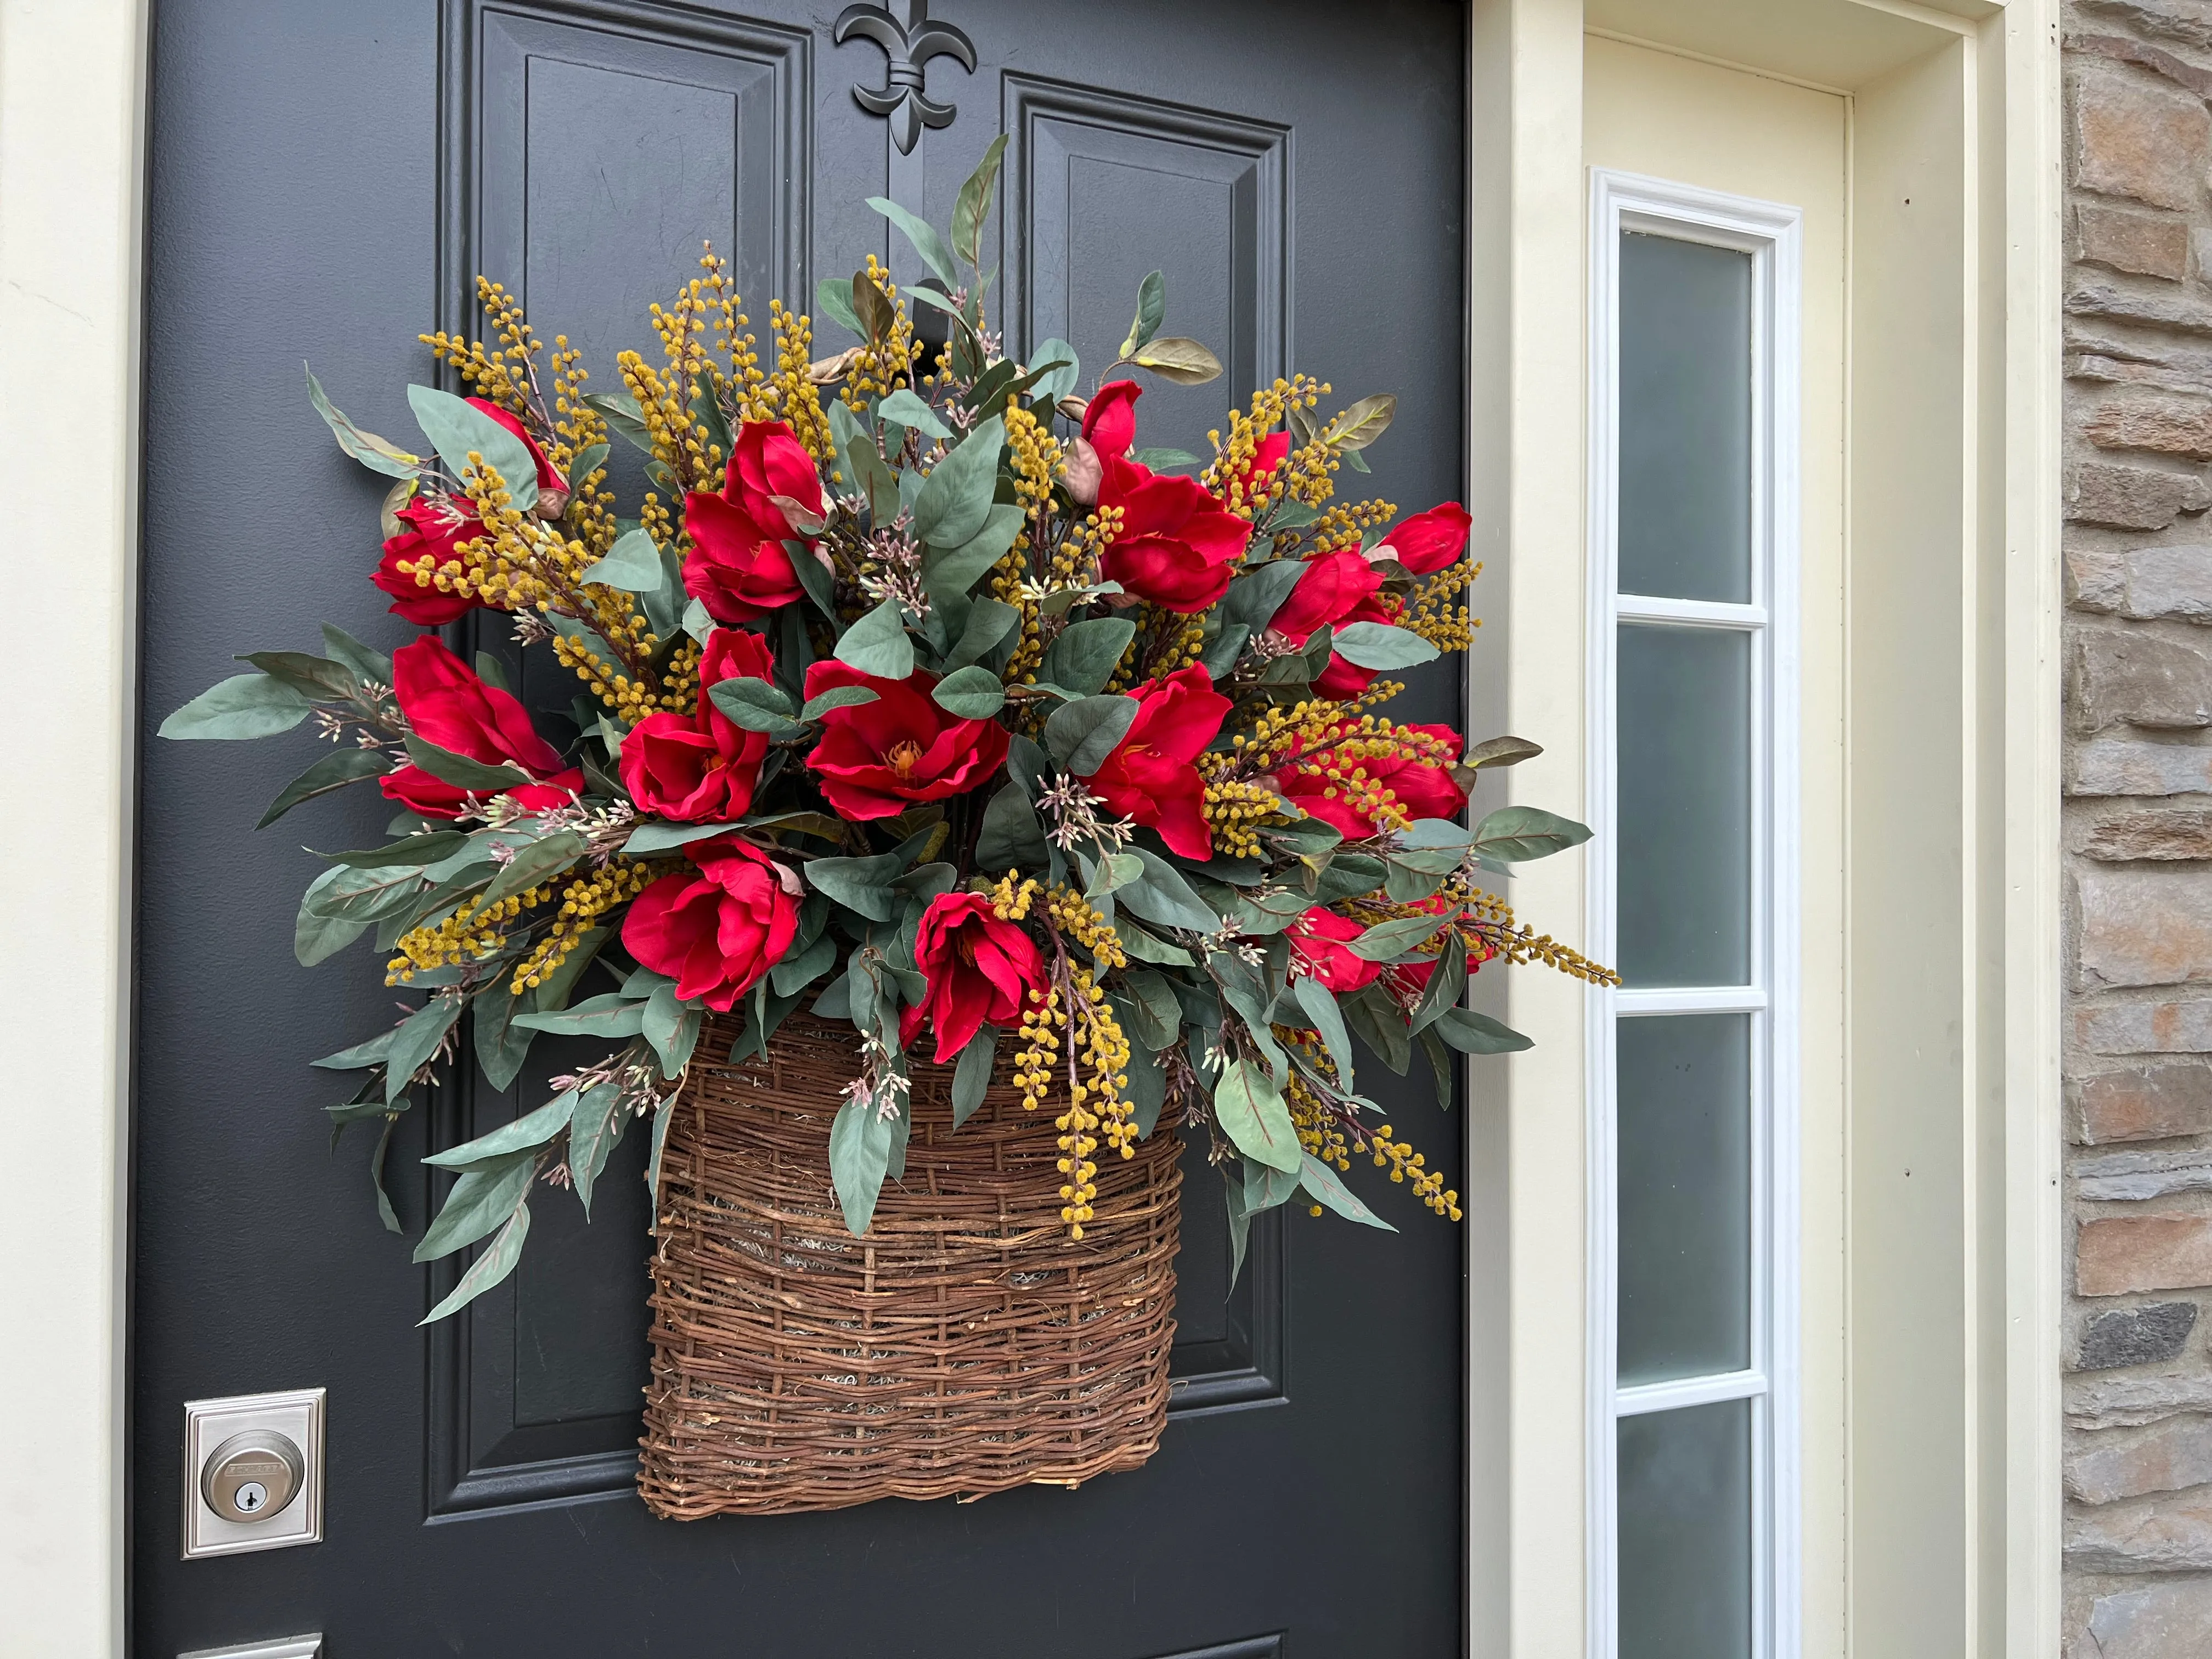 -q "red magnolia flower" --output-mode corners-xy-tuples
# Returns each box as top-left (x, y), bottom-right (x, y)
(1084, 379), (1142, 457)
(1270, 721), (1468, 839)
(1372, 502), (1472, 575)
(899, 891), (1047, 1063)
(371, 399), (565, 625)
(683, 419), (828, 624)
(1081, 663), (1232, 860)
(1098, 458), (1249, 611)
(380, 638), (584, 818)
(622, 837), (799, 1012)
(374, 496), (483, 625)
(1285, 907), (1384, 994)
(802, 661), (1010, 820)
(1267, 548), (1397, 700)
(618, 628), (776, 822)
